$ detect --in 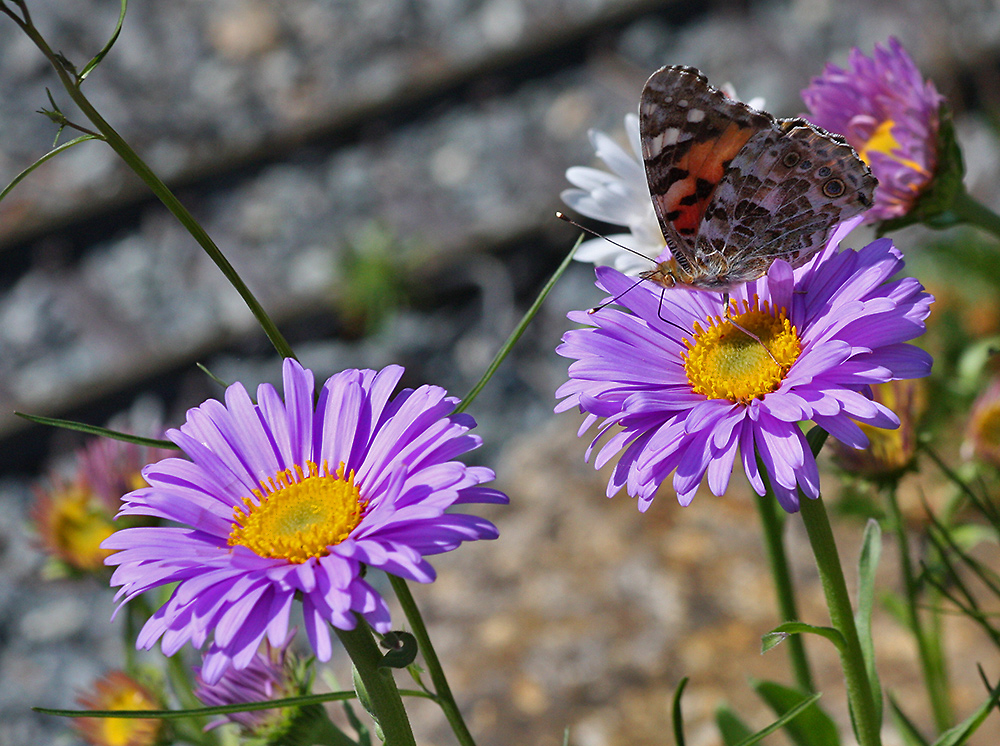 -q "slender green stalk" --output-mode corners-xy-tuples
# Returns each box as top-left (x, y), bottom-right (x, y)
(455, 235), (581, 414)
(754, 484), (815, 693)
(952, 189), (1000, 241)
(335, 623), (416, 746)
(6, 11), (296, 361)
(390, 574), (477, 746)
(883, 485), (953, 731)
(799, 491), (882, 746)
